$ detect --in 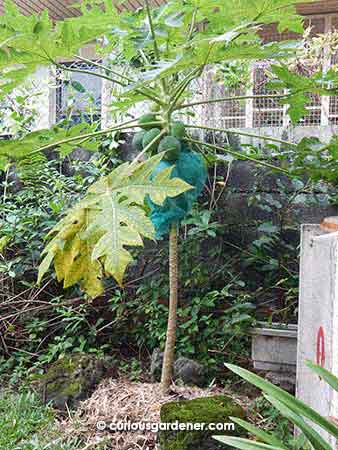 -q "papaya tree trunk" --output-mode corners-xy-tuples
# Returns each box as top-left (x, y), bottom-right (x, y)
(161, 223), (178, 392)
